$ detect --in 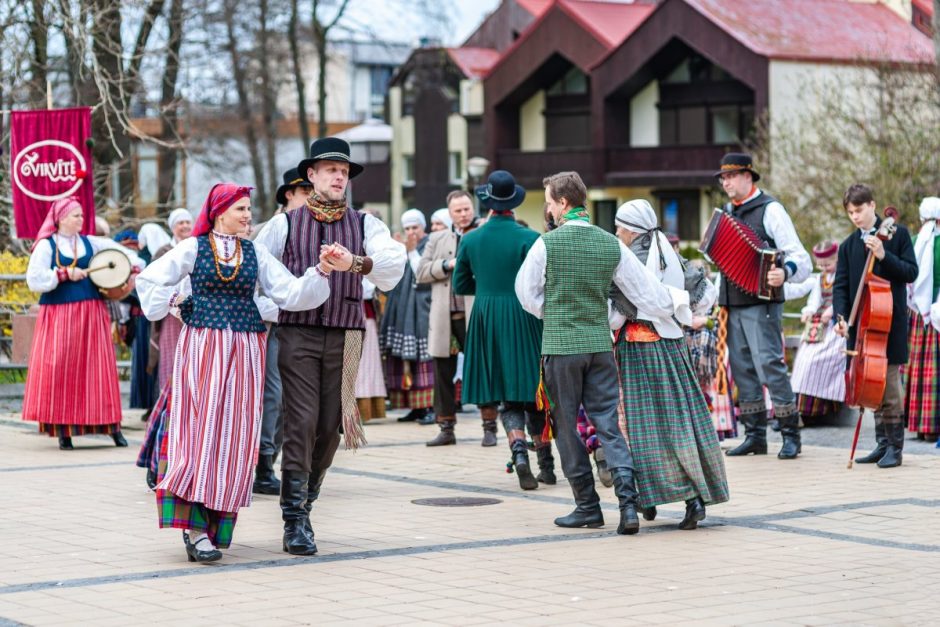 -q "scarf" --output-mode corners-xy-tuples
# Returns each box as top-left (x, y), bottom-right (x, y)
(912, 196), (940, 326)
(306, 193), (348, 223)
(32, 196), (83, 251)
(614, 199), (684, 288)
(192, 183), (253, 237)
(559, 206), (590, 224)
